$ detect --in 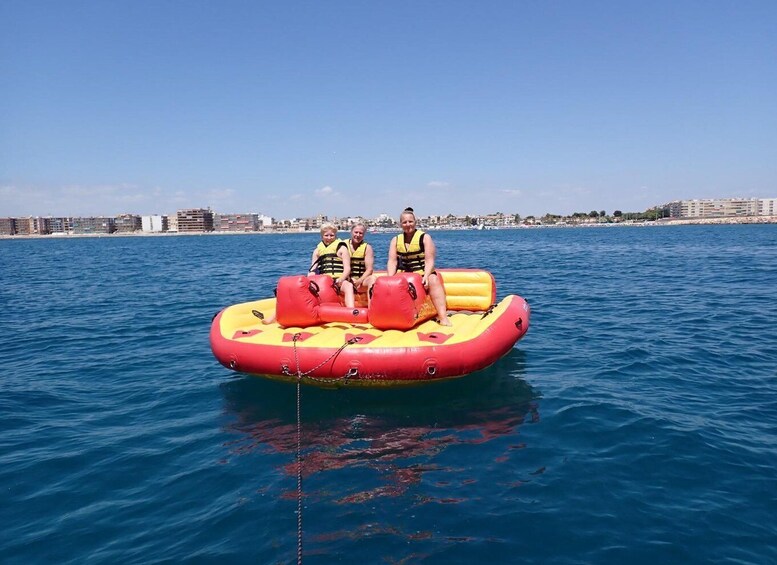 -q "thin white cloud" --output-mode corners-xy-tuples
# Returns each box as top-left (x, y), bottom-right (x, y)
(207, 187), (236, 200)
(169, 191), (188, 206)
(315, 185), (335, 196)
(204, 187), (238, 212)
(0, 183), (202, 216)
(501, 189), (522, 196)
(61, 183), (136, 197)
(427, 181), (450, 188)
(540, 184), (591, 198)
(118, 193), (147, 203)
(1, 185), (20, 196)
